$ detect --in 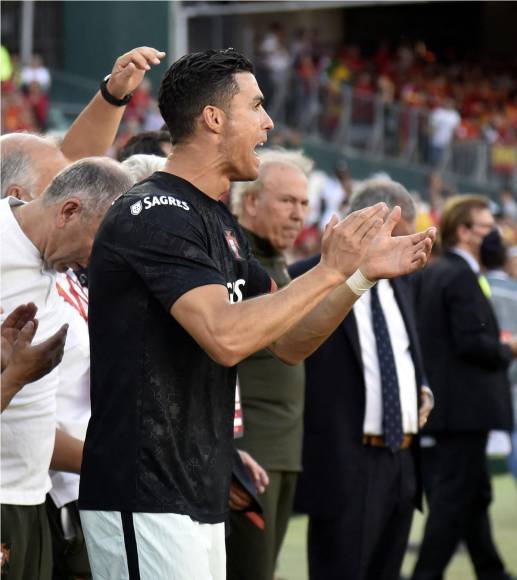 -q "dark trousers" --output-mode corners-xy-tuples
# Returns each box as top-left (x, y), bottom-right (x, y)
(307, 446), (416, 580)
(412, 432), (506, 580)
(0, 503), (52, 580)
(226, 471), (298, 580)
